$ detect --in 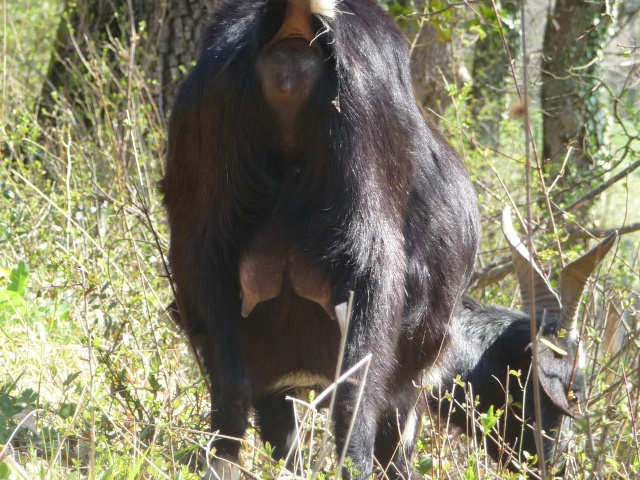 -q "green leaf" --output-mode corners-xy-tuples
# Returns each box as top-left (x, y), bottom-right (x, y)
(18, 388), (38, 405)
(464, 455), (478, 480)
(387, 2), (415, 17)
(63, 372), (81, 387)
(417, 455), (433, 474)
(264, 441), (274, 458)
(0, 460), (12, 479)
(8, 261), (29, 296)
(480, 405), (500, 435)
(54, 301), (71, 320)
(0, 393), (25, 417)
(0, 290), (25, 314)
(148, 373), (161, 393)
